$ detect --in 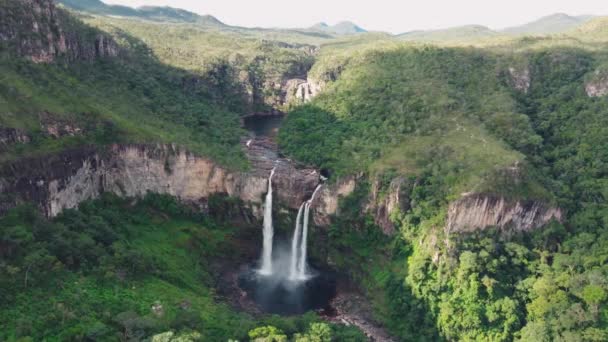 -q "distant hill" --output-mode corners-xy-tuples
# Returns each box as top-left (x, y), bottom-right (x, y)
(56, 0), (225, 26)
(570, 16), (608, 41)
(397, 25), (497, 43)
(310, 21), (367, 35)
(502, 13), (594, 35)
